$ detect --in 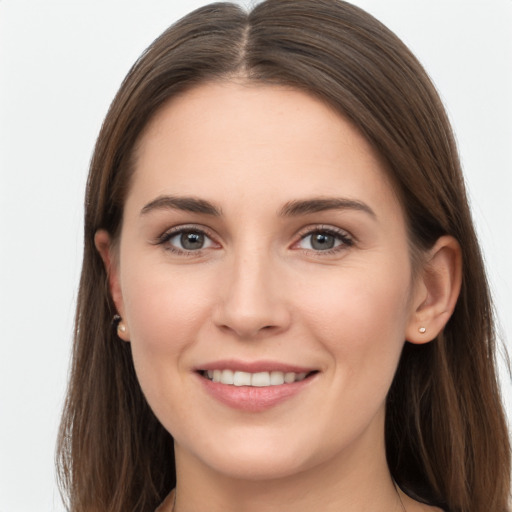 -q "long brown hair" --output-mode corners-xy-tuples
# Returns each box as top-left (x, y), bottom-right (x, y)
(56, 1), (511, 511)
